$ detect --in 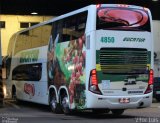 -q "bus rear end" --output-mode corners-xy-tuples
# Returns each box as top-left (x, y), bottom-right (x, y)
(86, 4), (153, 112)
